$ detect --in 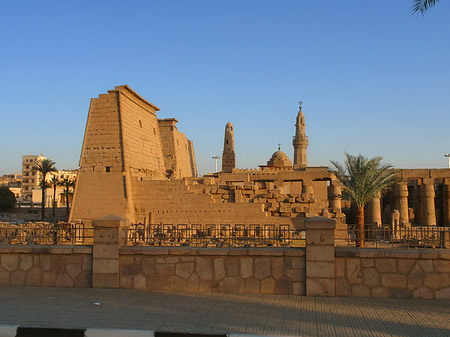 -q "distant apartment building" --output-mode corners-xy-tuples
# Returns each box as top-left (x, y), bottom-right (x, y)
(21, 154), (46, 204)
